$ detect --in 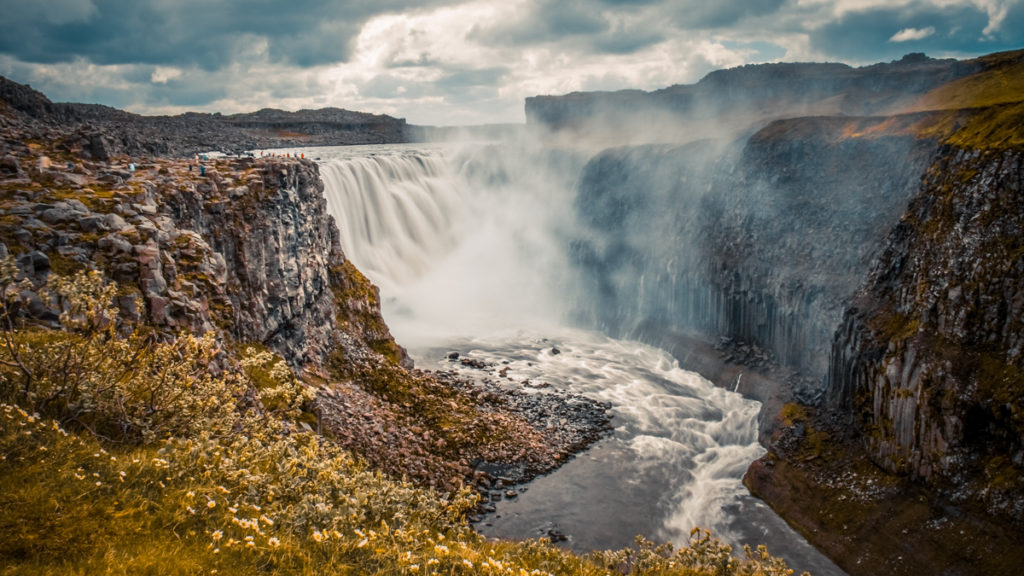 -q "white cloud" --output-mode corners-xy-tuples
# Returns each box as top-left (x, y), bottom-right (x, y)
(150, 66), (183, 84)
(889, 26), (937, 41)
